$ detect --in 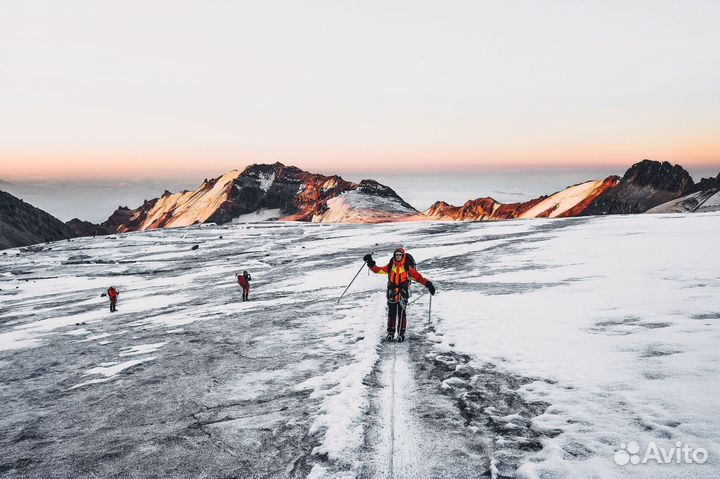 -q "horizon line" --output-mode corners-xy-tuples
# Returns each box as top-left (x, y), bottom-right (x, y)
(3, 160), (720, 184)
